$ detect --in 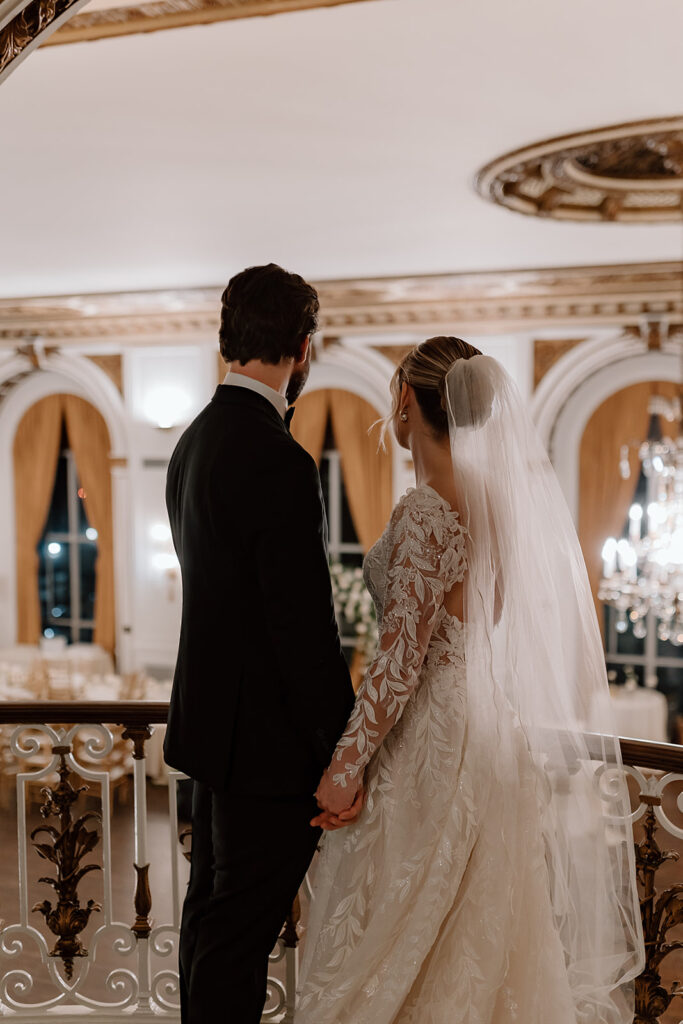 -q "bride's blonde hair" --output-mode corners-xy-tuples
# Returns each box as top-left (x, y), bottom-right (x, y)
(388, 336), (483, 438)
